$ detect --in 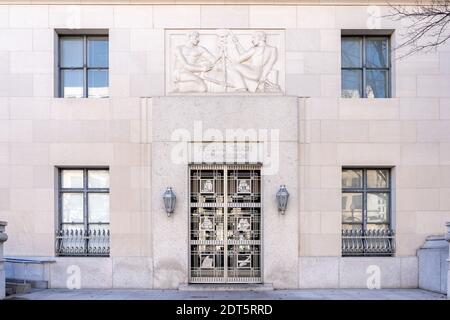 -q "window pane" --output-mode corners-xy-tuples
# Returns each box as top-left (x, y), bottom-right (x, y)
(367, 169), (389, 188)
(61, 223), (85, 233)
(88, 170), (109, 189)
(61, 223), (84, 231)
(62, 69), (84, 98)
(61, 38), (84, 68)
(62, 193), (84, 223)
(341, 70), (362, 98)
(342, 192), (363, 223)
(88, 70), (108, 98)
(88, 223), (109, 233)
(62, 170), (84, 188)
(342, 223), (363, 231)
(367, 193), (389, 223)
(366, 224), (390, 231)
(341, 37), (362, 68)
(88, 193), (109, 223)
(365, 70), (388, 98)
(88, 38), (108, 68)
(366, 38), (388, 68)
(342, 169), (363, 188)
